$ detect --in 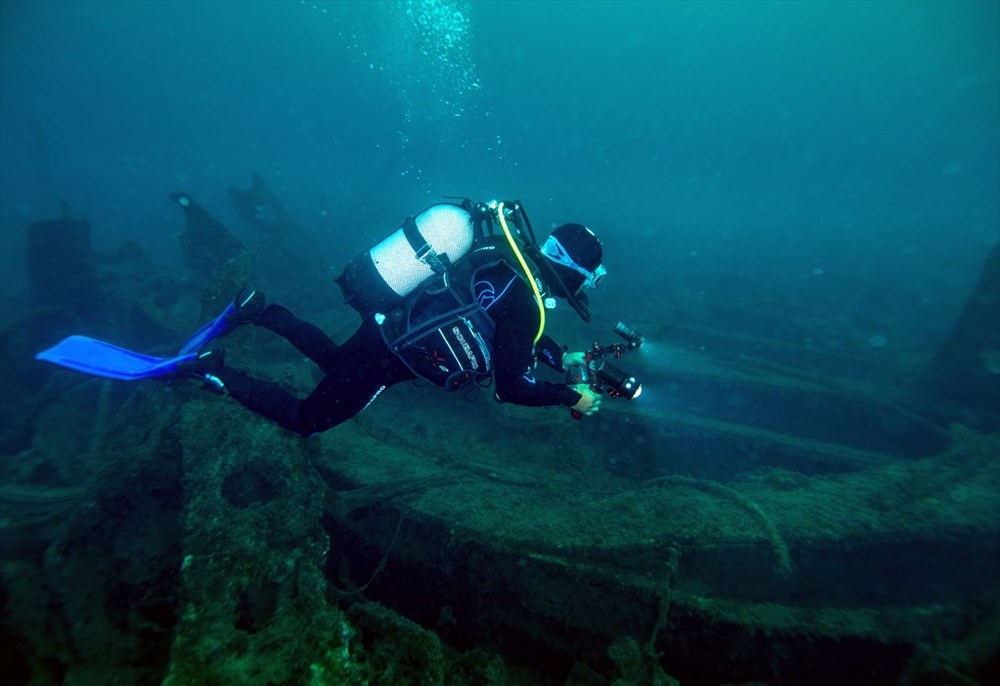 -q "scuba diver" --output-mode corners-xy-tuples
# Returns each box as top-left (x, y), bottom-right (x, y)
(182, 200), (607, 436)
(36, 199), (613, 436)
